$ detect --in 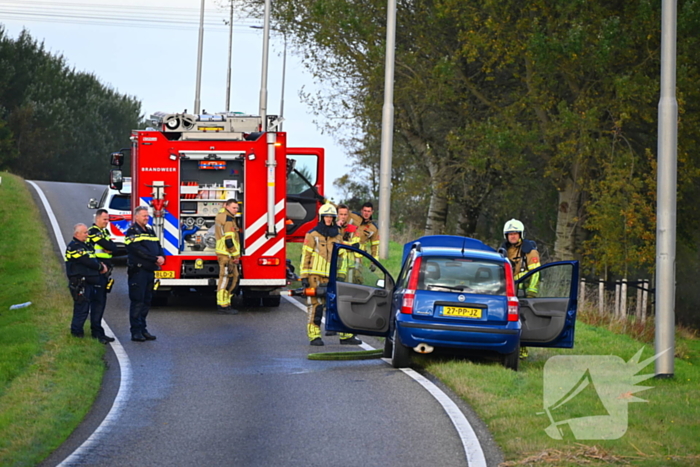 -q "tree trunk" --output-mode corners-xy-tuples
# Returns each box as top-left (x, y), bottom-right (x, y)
(424, 156), (449, 235)
(553, 175), (582, 261)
